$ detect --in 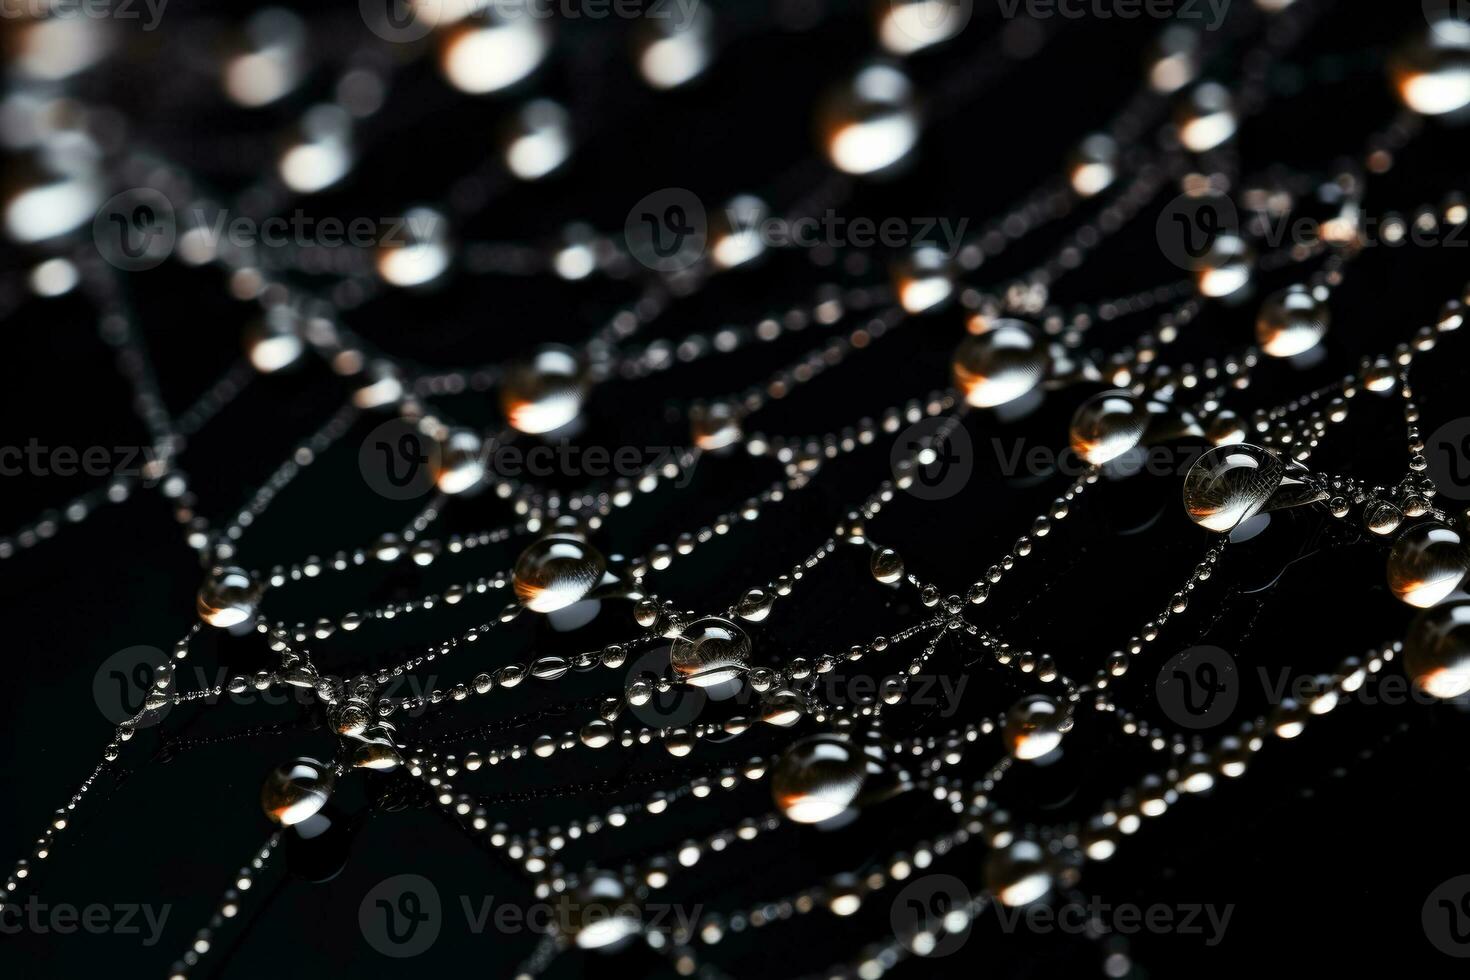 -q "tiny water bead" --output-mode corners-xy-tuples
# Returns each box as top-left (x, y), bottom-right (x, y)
(818, 62), (920, 176)
(435, 429), (486, 495)
(771, 734), (872, 824)
(952, 319), (1047, 409)
(1391, 16), (1470, 116)
(512, 533), (607, 613)
(1405, 600), (1470, 699)
(197, 566), (262, 628)
(1182, 444), (1317, 533)
(891, 245), (954, 314)
(1389, 523), (1470, 609)
(670, 617), (751, 687)
(1002, 694), (1070, 761)
(1257, 285), (1329, 358)
(260, 758), (334, 827)
(499, 345), (588, 435)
